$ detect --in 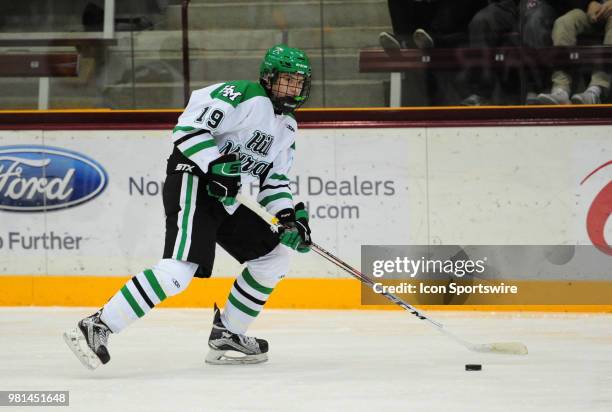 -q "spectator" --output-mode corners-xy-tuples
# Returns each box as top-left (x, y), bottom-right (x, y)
(379, 0), (488, 50)
(460, 0), (558, 106)
(537, 0), (612, 104)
